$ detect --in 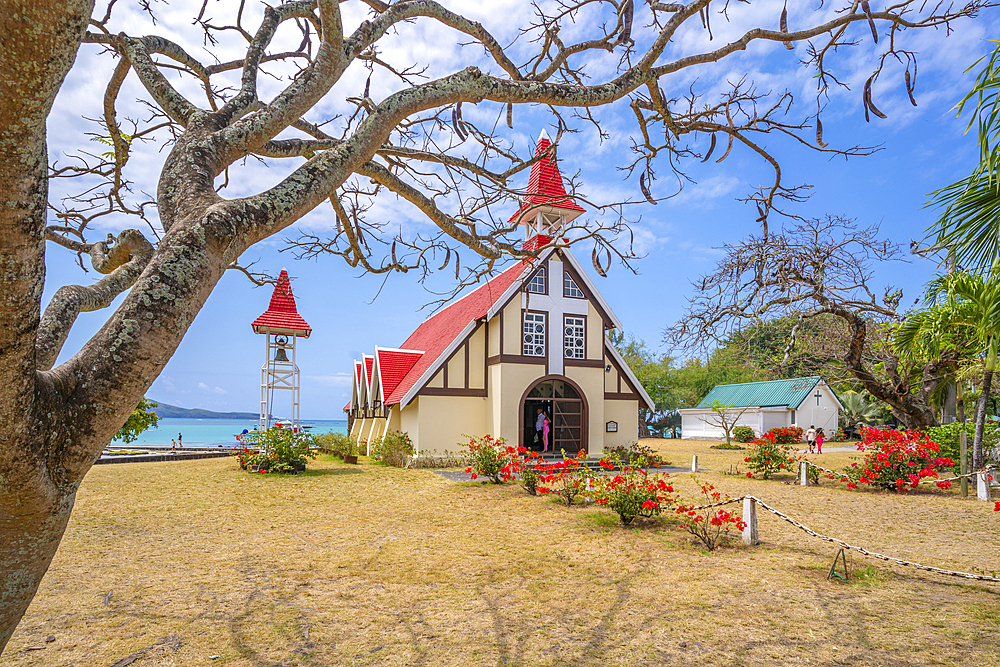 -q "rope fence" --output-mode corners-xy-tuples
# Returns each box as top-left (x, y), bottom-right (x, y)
(679, 495), (1000, 583)
(804, 460), (993, 485)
